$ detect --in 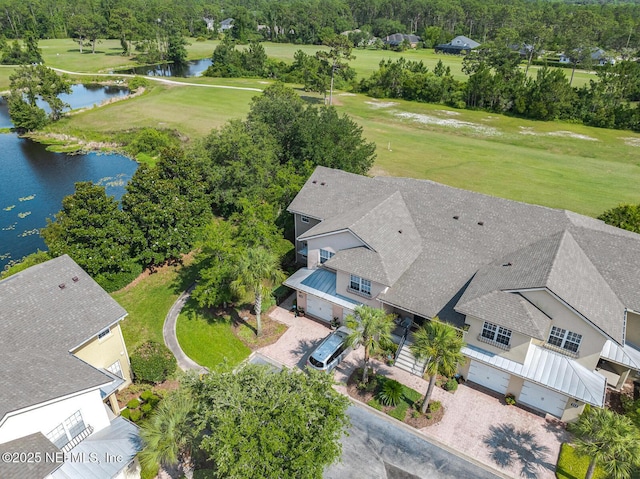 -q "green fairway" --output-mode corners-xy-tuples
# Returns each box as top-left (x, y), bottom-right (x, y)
(0, 66), (16, 90)
(176, 299), (251, 371)
(46, 82), (258, 139)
